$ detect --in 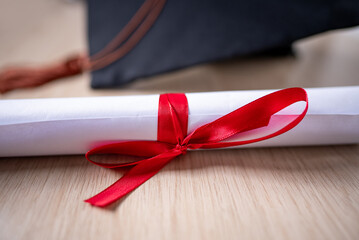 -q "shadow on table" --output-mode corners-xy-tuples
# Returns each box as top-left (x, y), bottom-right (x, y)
(0, 144), (357, 173)
(174, 144), (359, 172)
(0, 144), (357, 211)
